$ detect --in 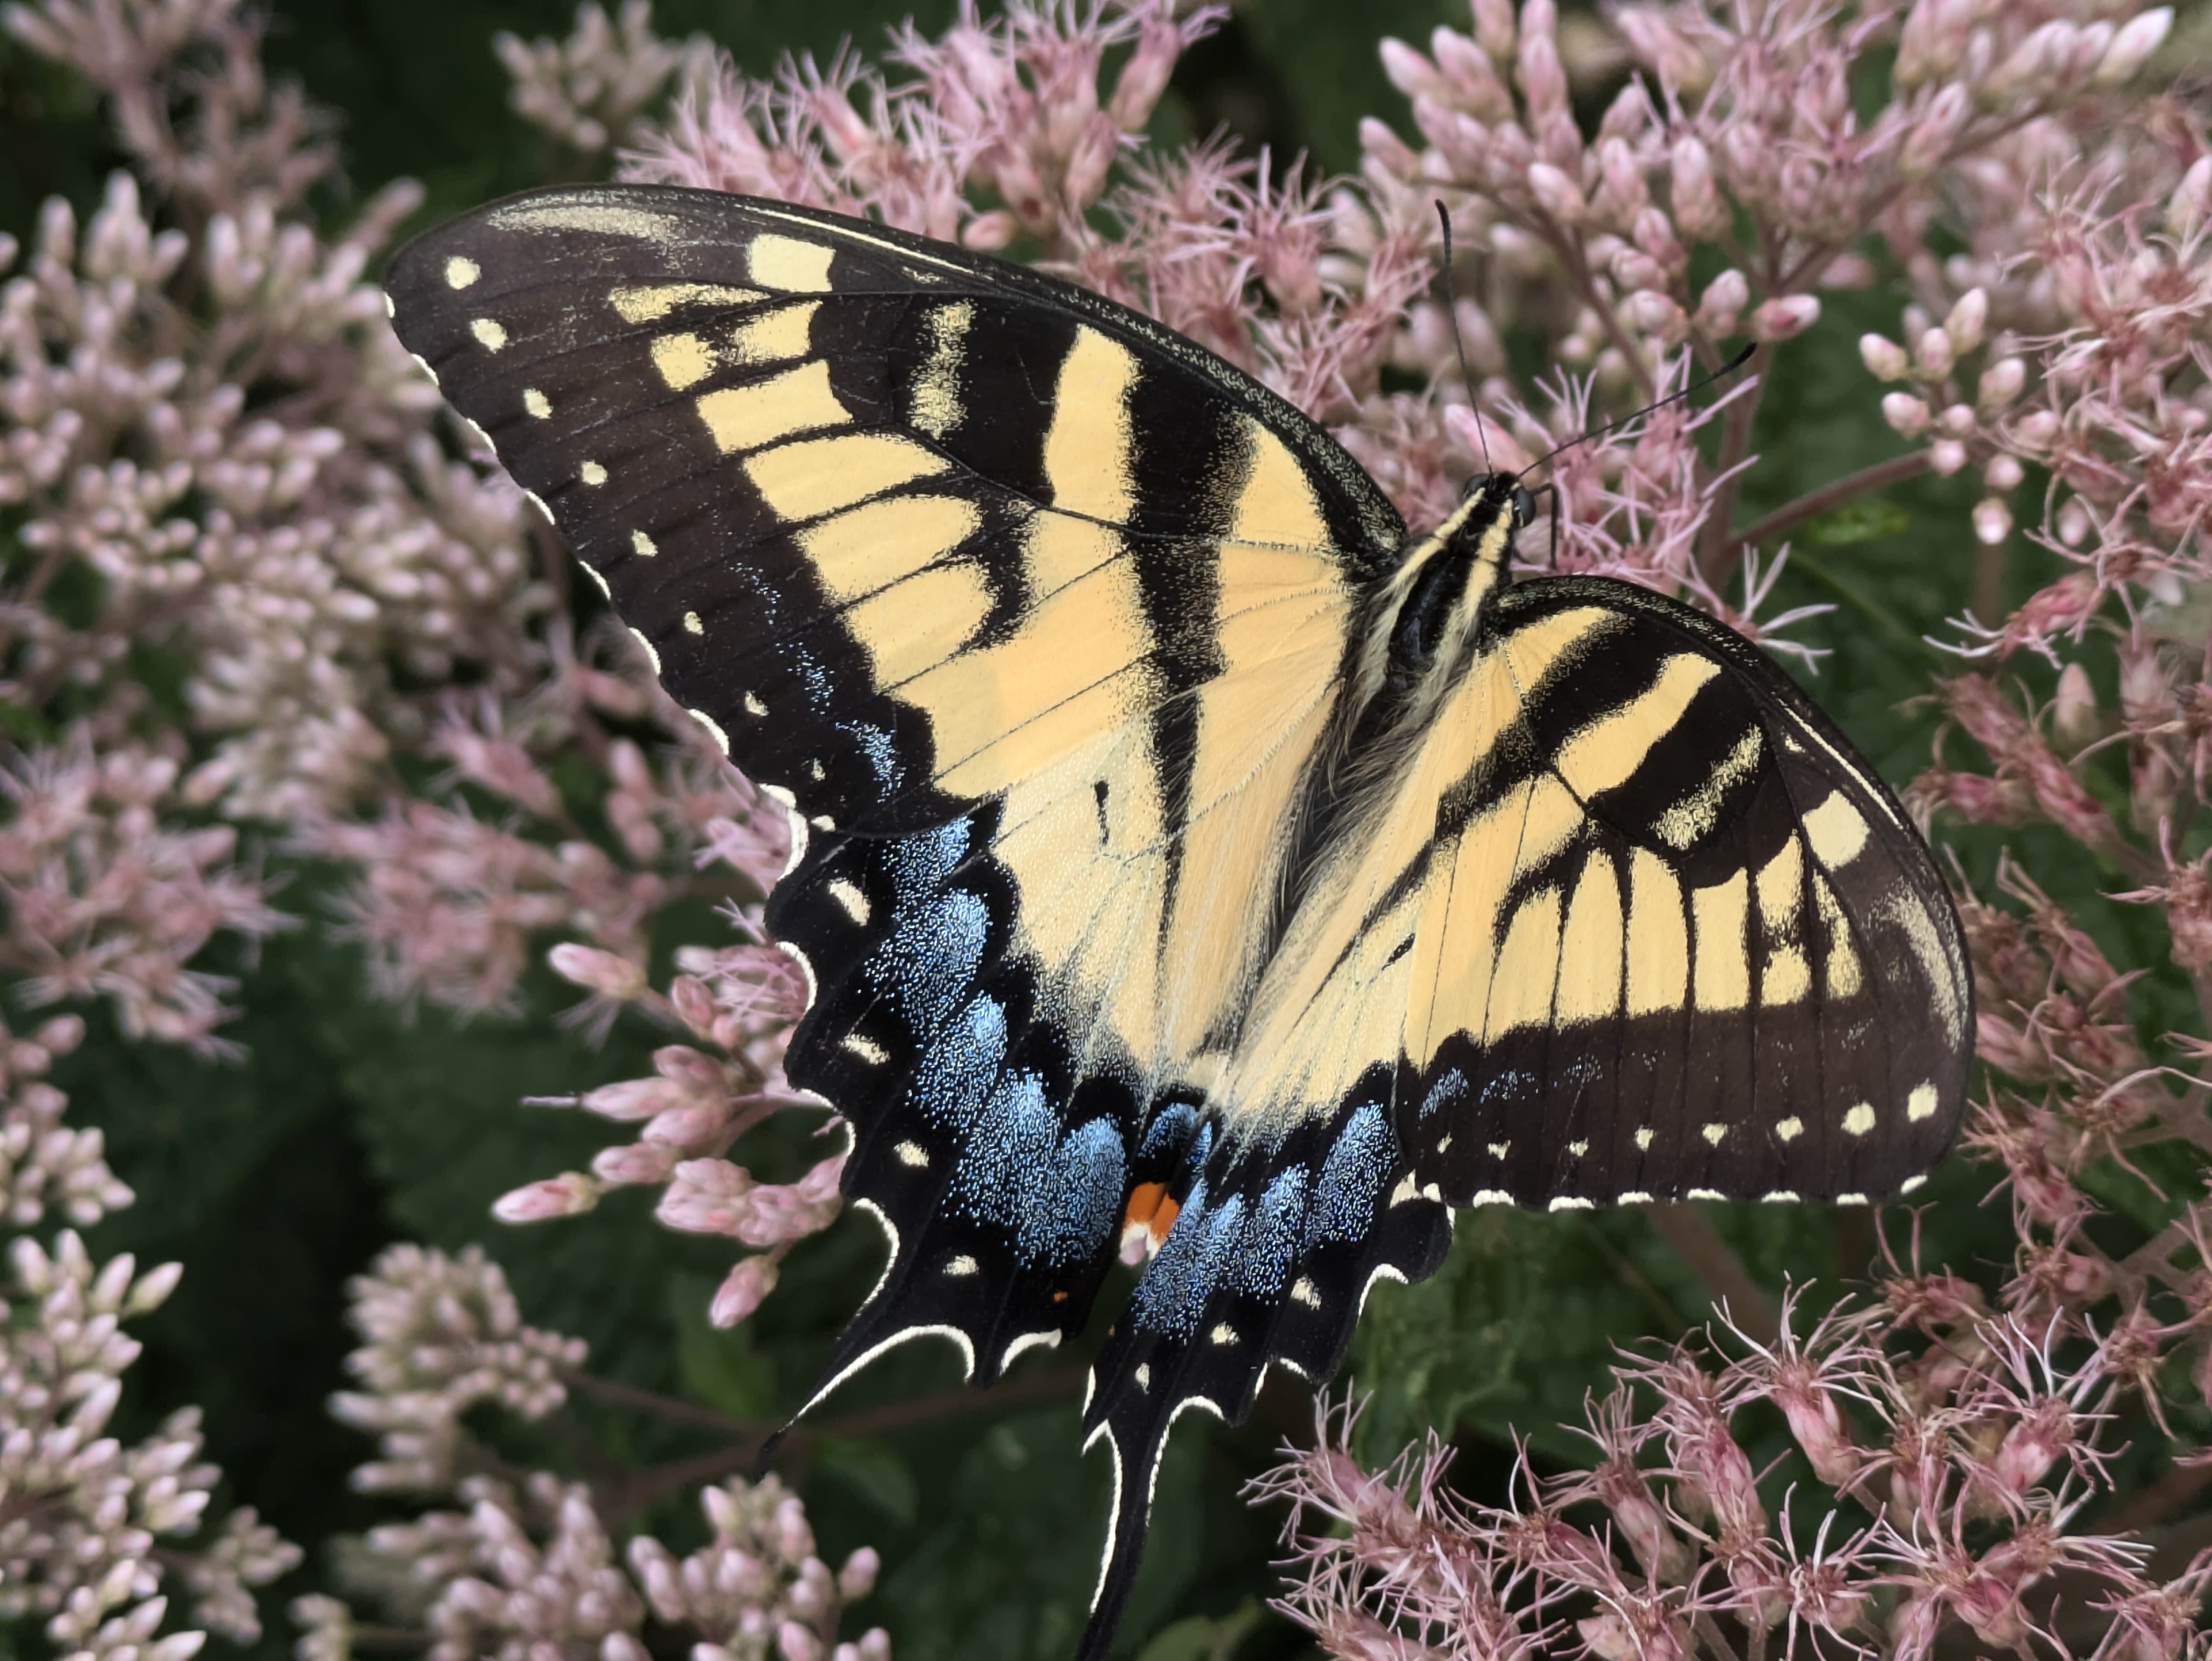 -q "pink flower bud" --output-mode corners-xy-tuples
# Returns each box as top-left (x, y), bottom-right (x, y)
(960, 210), (1018, 252)
(1883, 394), (1932, 438)
(1626, 289), (1685, 338)
(838, 1547), (880, 1600)
(2095, 6), (2170, 83)
(1978, 357), (2025, 411)
(548, 944), (646, 1001)
(1936, 402), (1976, 438)
(1611, 247), (1667, 293)
(1973, 498), (2012, 545)
(643, 1101), (732, 1148)
(1900, 82), (1969, 180)
(1694, 268), (1747, 335)
(1670, 134), (1727, 240)
(1944, 287), (1988, 354)
(1860, 333), (1911, 380)
(581, 1078), (688, 1121)
(1516, 0), (1569, 122)
(1063, 115), (1120, 210)
(2010, 408), (2058, 449)
(494, 1172), (600, 1222)
(654, 1044), (730, 1095)
(1433, 27), (1513, 120)
(1472, 0), (1516, 62)
(1930, 438), (1968, 475)
(710, 1255), (779, 1327)
(1913, 326), (1955, 378)
(778, 1619), (823, 1661)
(1527, 161), (1588, 224)
(1360, 118), (1421, 182)
(1380, 37), (1443, 99)
(592, 1141), (680, 1186)
(1631, 205), (1687, 272)
(1750, 294), (1819, 341)
(2168, 155), (2212, 240)
(1109, 13), (1185, 131)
